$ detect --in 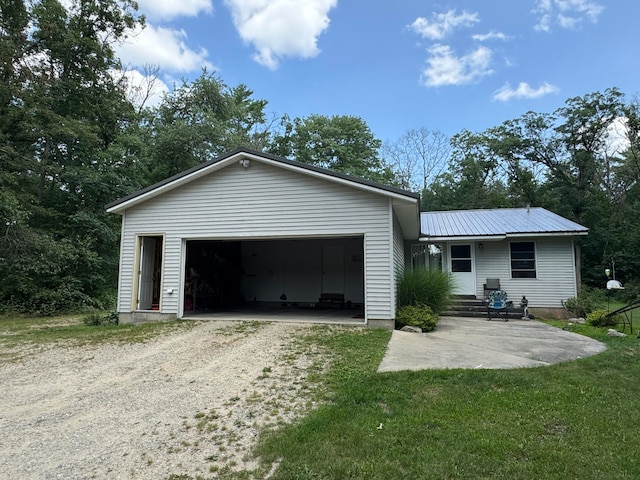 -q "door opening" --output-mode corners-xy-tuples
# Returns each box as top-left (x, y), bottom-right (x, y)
(136, 235), (163, 310)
